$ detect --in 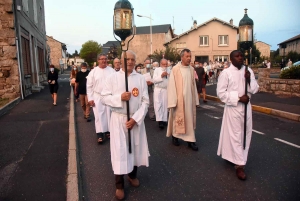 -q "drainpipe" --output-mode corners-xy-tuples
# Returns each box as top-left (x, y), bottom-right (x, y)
(13, 0), (24, 99)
